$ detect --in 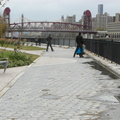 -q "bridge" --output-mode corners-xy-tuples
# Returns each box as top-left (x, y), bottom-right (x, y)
(7, 21), (96, 34)
(3, 7), (97, 34)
